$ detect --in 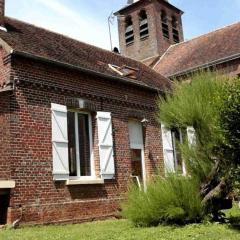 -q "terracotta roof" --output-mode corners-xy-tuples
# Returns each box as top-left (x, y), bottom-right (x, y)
(0, 17), (171, 92)
(142, 56), (161, 68)
(154, 22), (240, 77)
